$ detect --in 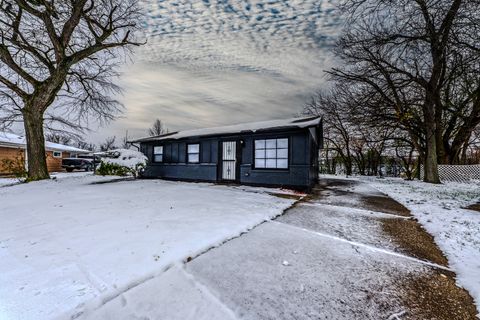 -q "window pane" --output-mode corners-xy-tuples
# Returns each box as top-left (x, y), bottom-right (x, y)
(255, 149), (265, 159)
(266, 149), (276, 158)
(265, 139), (276, 149)
(277, 138), (288, 148)
(254, 137), (289, 169)
(266, 159), (276, 168)
(154, 155), (163, 162)
(188, 144), (199, 153)
(277, 148), (288, 158)
(255, 159), (265, 168)
(154, 146), (163, 154)
(189, 153), (199, 163)
(277, 159), (288, 168)
(255, 140), (265, 150)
